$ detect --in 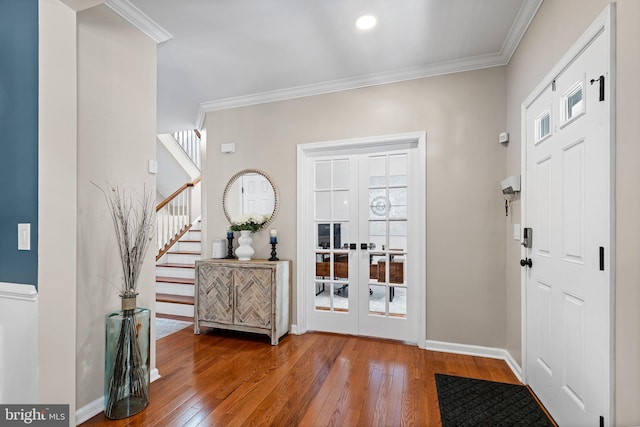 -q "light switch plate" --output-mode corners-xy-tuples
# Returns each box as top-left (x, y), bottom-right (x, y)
(513, 224), (521, 241)
(18, 223), (31, 250)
